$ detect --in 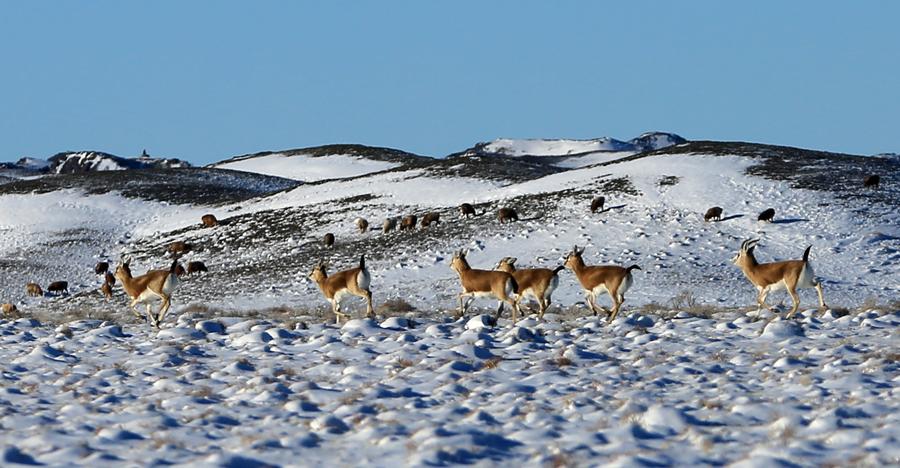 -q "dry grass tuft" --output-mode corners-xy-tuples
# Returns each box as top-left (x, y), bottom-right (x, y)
(376, 298), (416, 316)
